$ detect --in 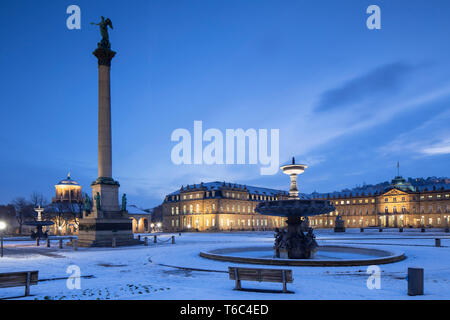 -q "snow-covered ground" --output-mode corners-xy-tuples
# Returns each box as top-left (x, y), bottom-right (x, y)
(0, 229), (449, 300)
